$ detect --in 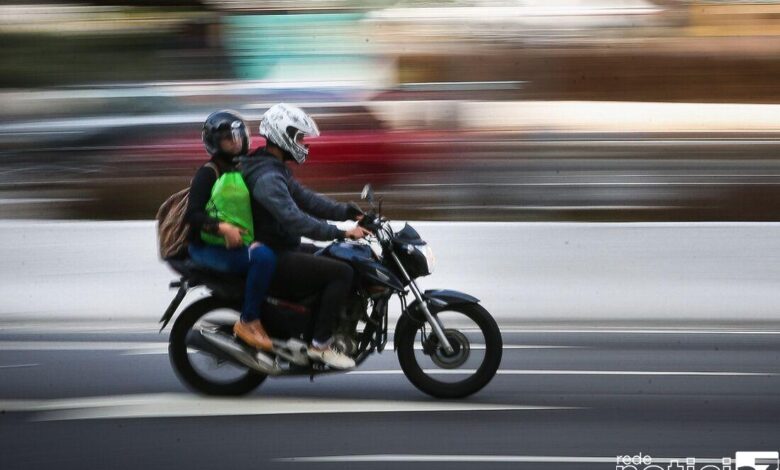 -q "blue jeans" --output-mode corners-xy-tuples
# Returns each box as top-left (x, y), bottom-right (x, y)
(188, 242), (277, 323)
